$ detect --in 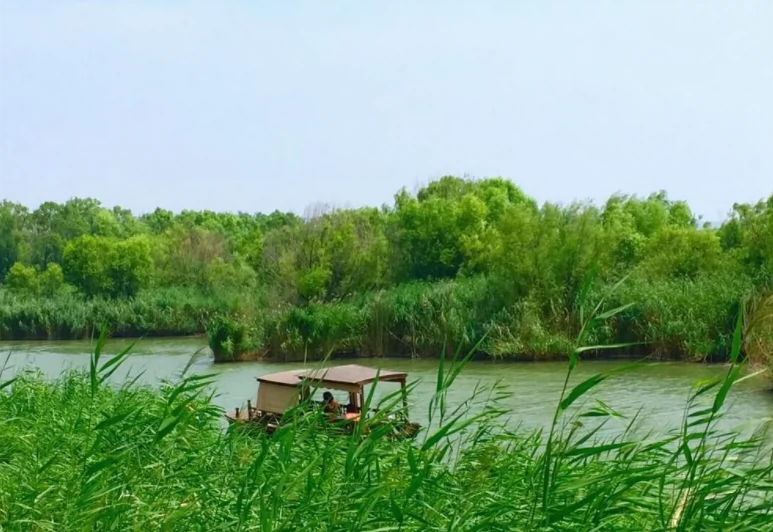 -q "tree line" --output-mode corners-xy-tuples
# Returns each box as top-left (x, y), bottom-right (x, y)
(1, 177), (771, 365)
